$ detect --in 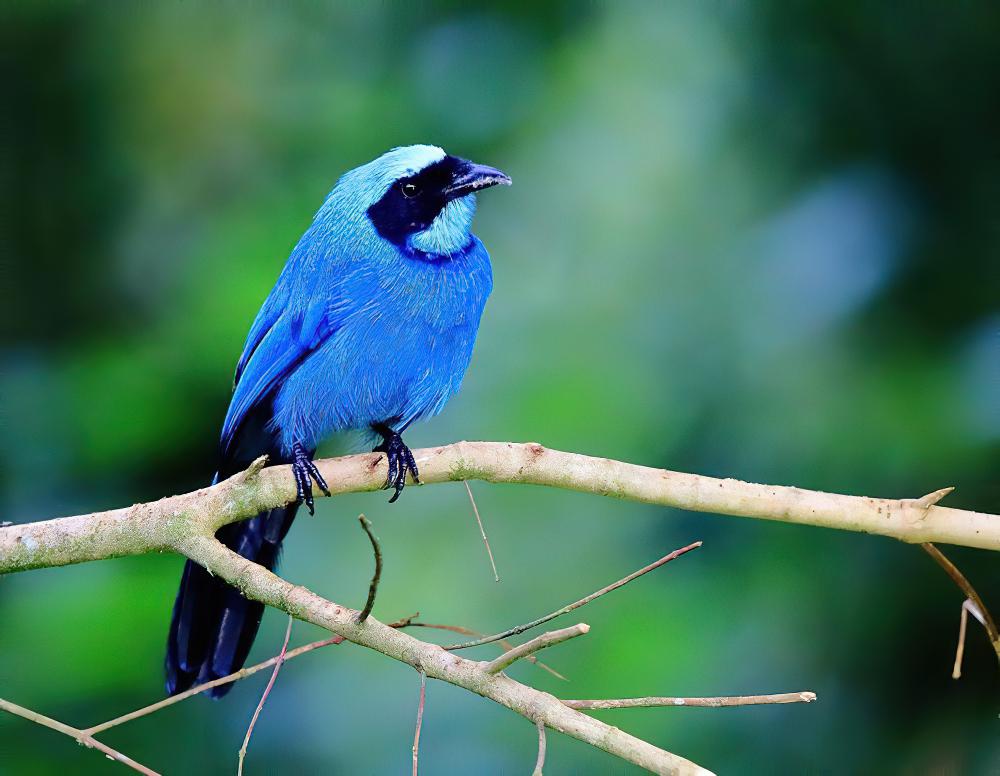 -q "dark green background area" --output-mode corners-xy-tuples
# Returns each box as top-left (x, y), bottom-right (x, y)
(1, 3), (997, 774)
